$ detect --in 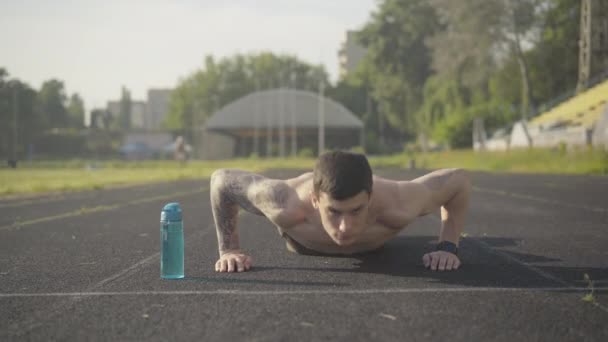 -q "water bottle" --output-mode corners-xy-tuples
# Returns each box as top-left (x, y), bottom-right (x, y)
(160, 202), (184, 279)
